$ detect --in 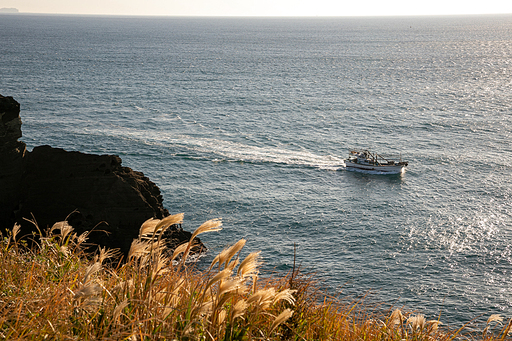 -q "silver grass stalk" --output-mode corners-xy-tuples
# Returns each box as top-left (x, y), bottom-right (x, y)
(97, 247), (118, 264)
(217, 309), (227, 325)
(483, 314), (504, 336)
(113, 279), (134, 293)
(252, 274), (258, 294)
(74, 282), (103, 299)
(210, 239), (246, 270)
(211, 247), (231, 270)
(221, 239), (246, 267)
(215, 292), (237, 316)
(162, 278), (186, 307)
(179, 219), (222, 263)
(128, 239), (164, 260)
(504, 318), (512, 337)
(51, 221), (74, 240)
(11, 224), (20, 242)
(154, 213), (184, 233)
(59, 245), (69, 257)
(205, 268), (232, 291)
(83, 262), (102, 284)
(388, 309), (403, 327)
(171, 242), (189, 261)
(427, 320), (442, 331)
(218, 278), (245, 297)
(198, 301), (213, 316)
(191, 219), (223, 240)
(231, 300), (248, 320)
(113, 299), (129, 324)
(76, 232), (88, 245)
(237, 251), (261, 278)
(139, 218), (159, 237)
(226, 258), (239, 272)
(151, 252), (170, 278)
(139, 213), (184, 239)
(272, 289), (297, 306)
(407, 314), (426, 330)
(487, 314), (503, 324)
(247, 287), (276, 309)
(270, 309), (294, 333)
(209, 253), (222, 270)
(128, 239), (150, 259)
